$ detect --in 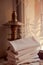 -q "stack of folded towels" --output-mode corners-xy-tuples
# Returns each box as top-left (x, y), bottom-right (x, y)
(10, 37), (40, 65)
